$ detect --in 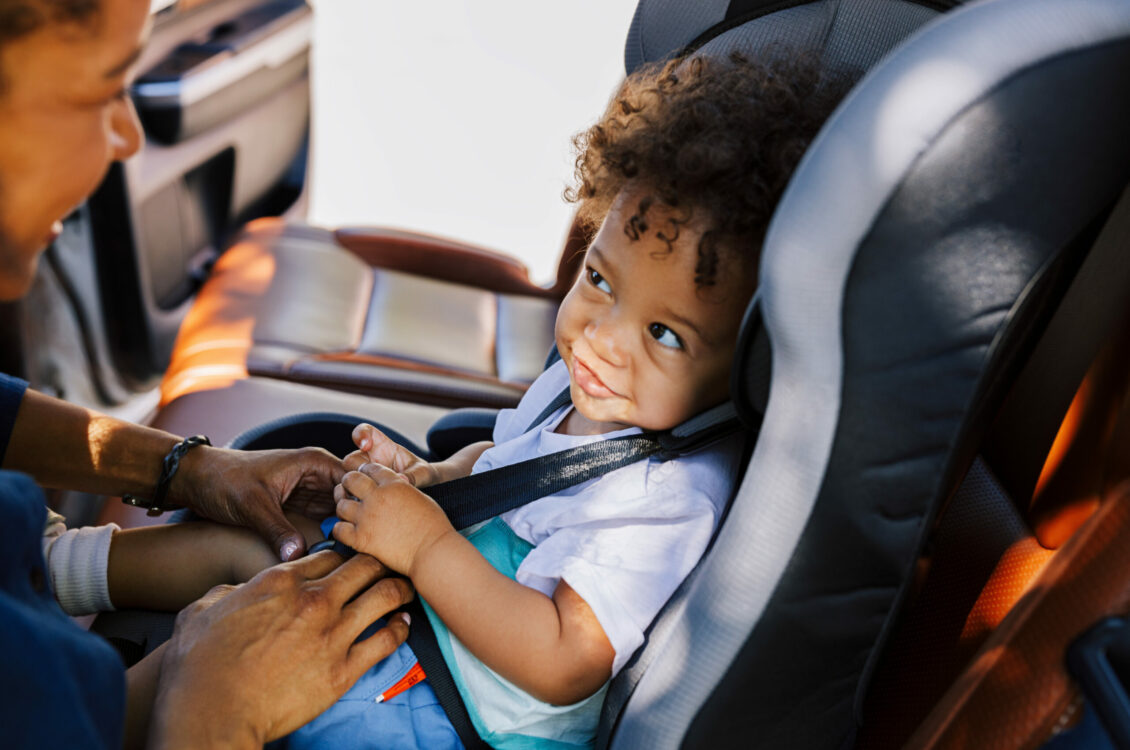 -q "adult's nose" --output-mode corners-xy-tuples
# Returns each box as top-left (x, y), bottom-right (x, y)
(110, 95), (143, 161)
